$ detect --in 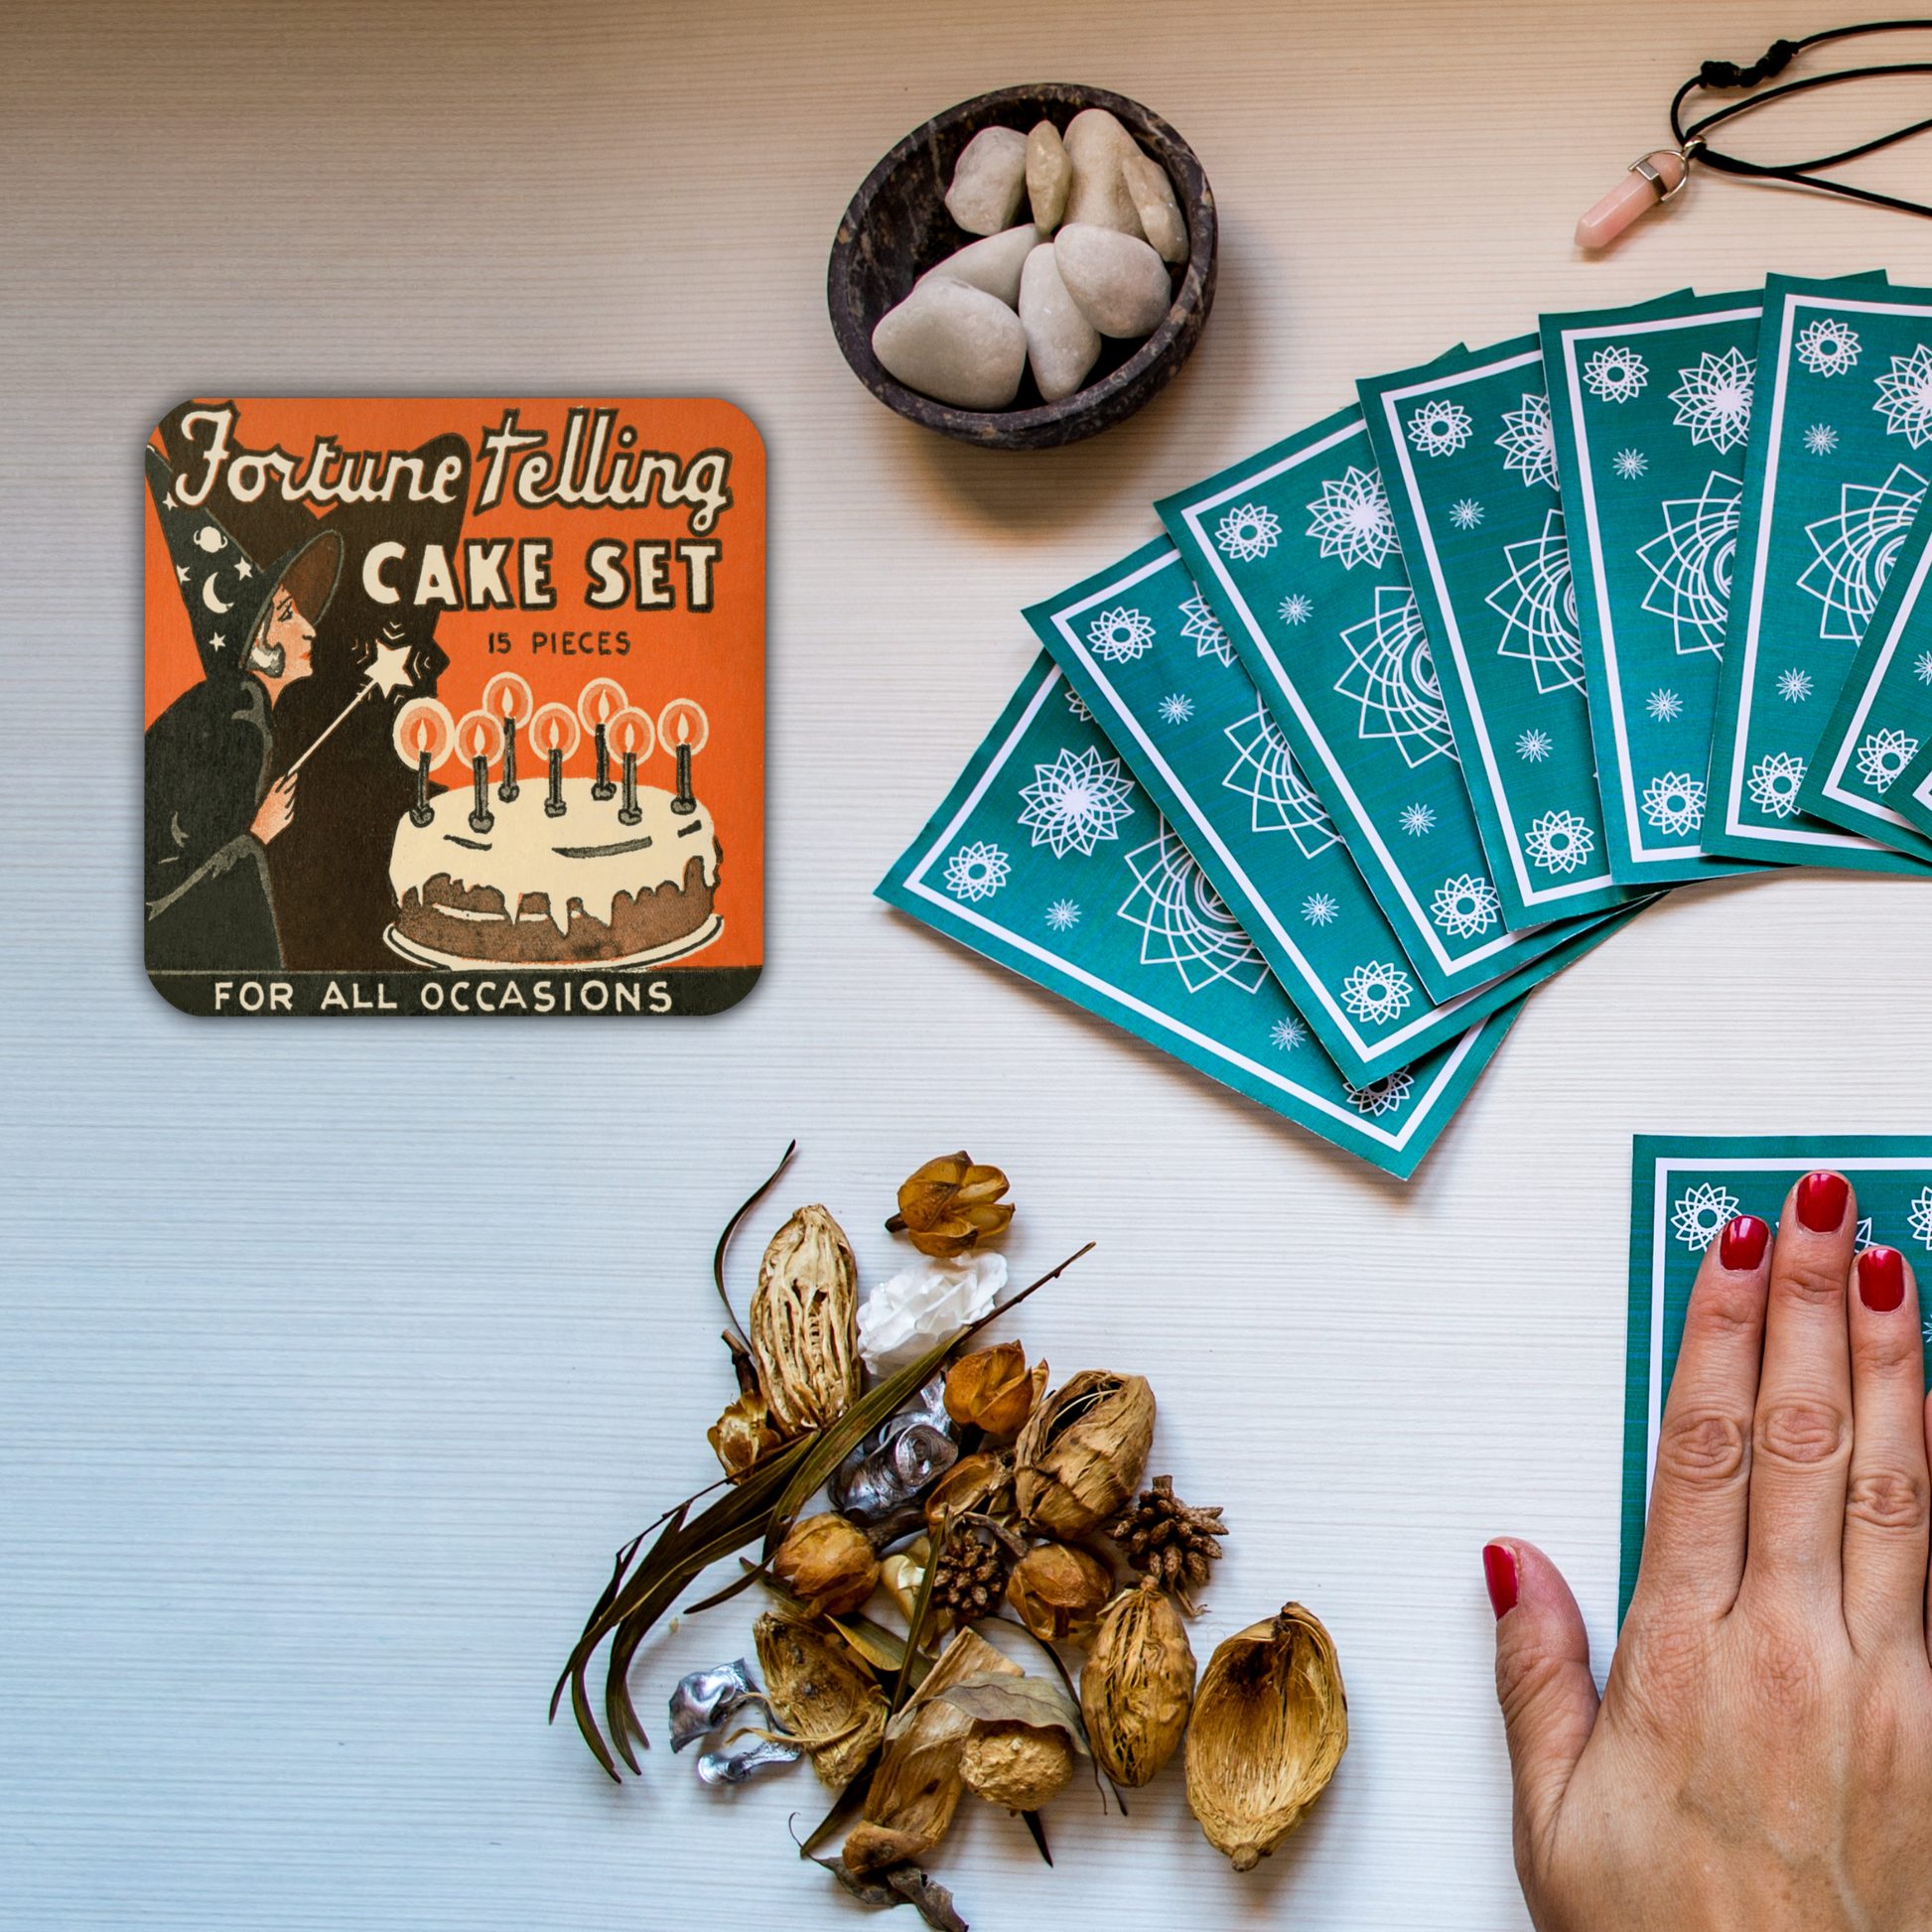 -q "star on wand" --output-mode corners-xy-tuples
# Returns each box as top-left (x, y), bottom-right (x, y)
(285, 638), (414, 776)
